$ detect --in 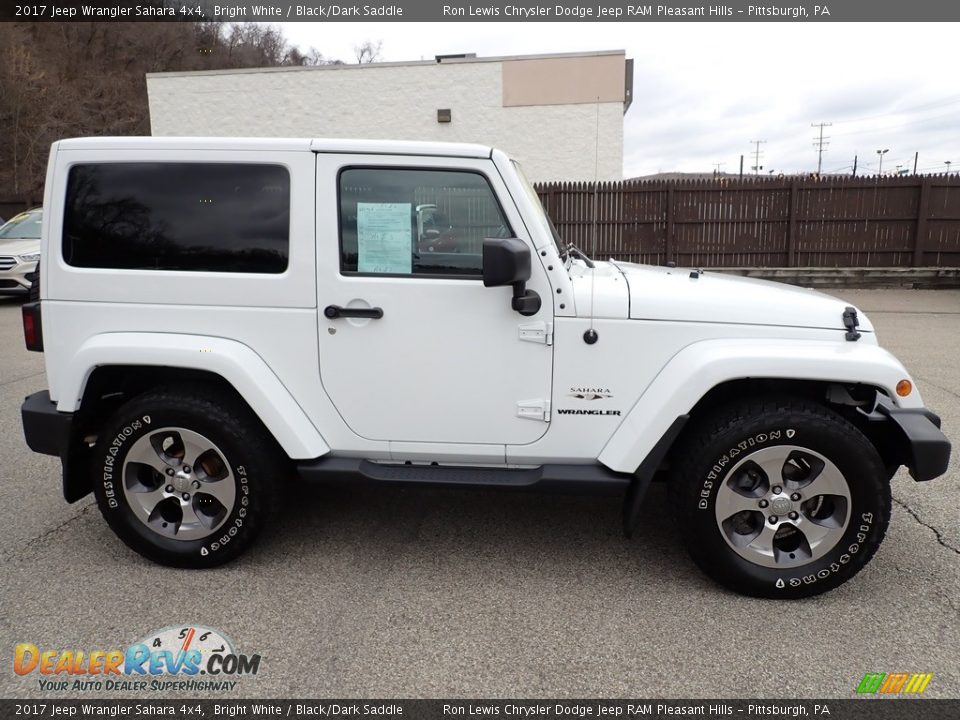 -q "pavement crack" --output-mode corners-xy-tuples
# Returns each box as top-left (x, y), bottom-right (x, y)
(867, 310), (960, 316)
(913, 375), (960, 401)
(1, 502), (97, 563)
(0, 370), (45, 389)
(892, 496), (960, 556)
